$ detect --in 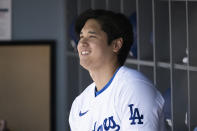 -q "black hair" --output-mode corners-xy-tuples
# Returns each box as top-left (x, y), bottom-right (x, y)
(75, 9), (133, 66)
